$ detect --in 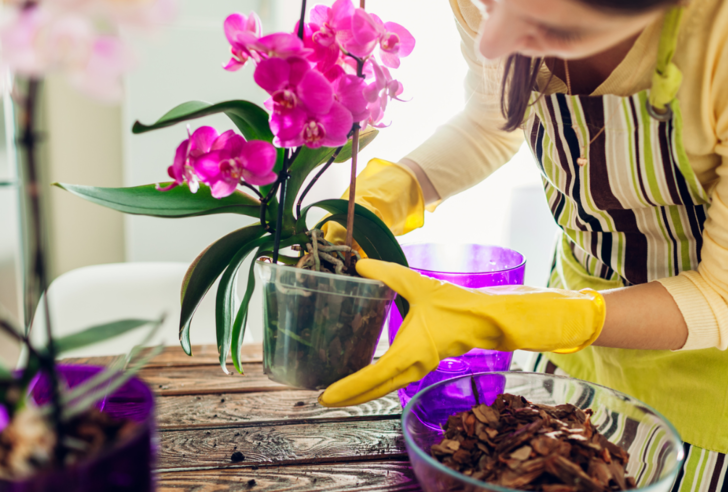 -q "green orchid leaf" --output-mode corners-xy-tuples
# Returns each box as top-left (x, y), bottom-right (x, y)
(283, 129), (380, 216)
(180, 225), (267, 355)
(55, 319), (157, 355)
(215, 235), (272, 374)
(304, 199), (405, 263)
(57, 315), (165, 417)
(132, 100), (273, 142)
(230, 233), (308, 373)
(308, 199), (409, 318)
(230, 256), (258, 375)
(61, 344), (164, 421)
(333, 127), (379, 163)
(54, 182), (261, 219)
